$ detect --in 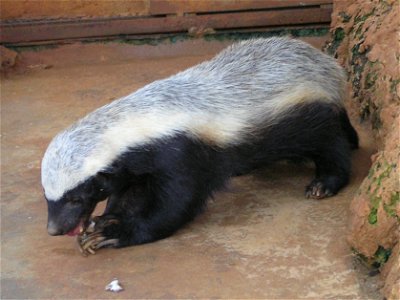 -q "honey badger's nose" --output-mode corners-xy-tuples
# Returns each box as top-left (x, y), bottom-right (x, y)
(47, 221), (62, 236)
